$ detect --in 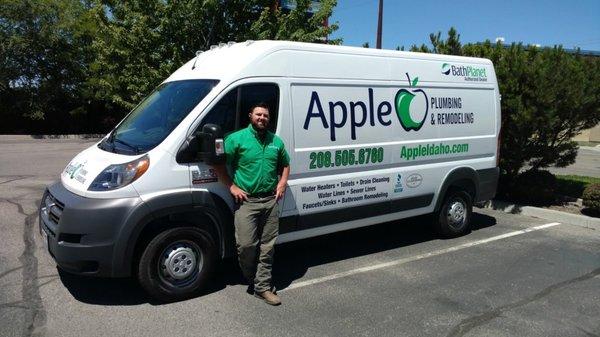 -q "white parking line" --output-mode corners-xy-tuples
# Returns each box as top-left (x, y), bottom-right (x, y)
(282, 222), (561, 292)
